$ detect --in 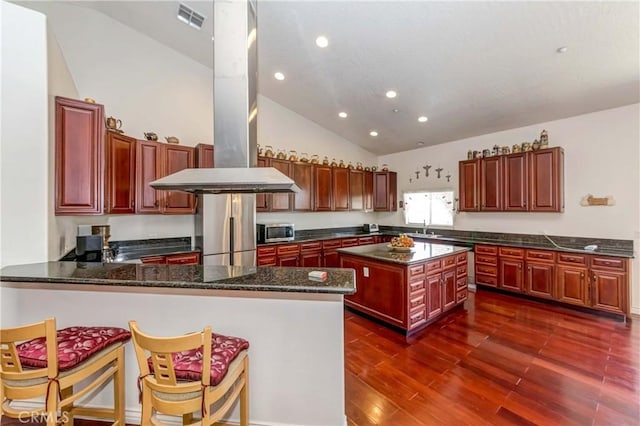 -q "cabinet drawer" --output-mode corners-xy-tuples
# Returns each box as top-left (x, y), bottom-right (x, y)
(409, 292), (426, 310)
(409, 279), (425, 293)
(141, 255), (166, 264)
(358, 237), (375, 245)
(443, 256), (456, 268)
(409, 310), (426, 327)
(526, 249), (555, 262)
(426, 259), (442, 275)
(476, 264), (497, 276)
(456, 288), (468, 303)
(300, 242), (322, 252)
(457, 264), (467, 277)
(341, 238), (359, 247)
(257, 256), (277, 266)
(257, 246), (277, 257)
(409, 264), (425, 277)
(456, 253), (468, 264)
(558, 253), (587, 265)
(322, 239), (342, 249)
(591, 256), (626, 271)
(277, 244), (300, 255)
(166, 253), (200, 265)
(475, 255), (497, 265)
(457, 276), (467, 288)
(475, 245), (498, 255)
(476, 274), (497, 287)
(499, 247), (524, 258)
